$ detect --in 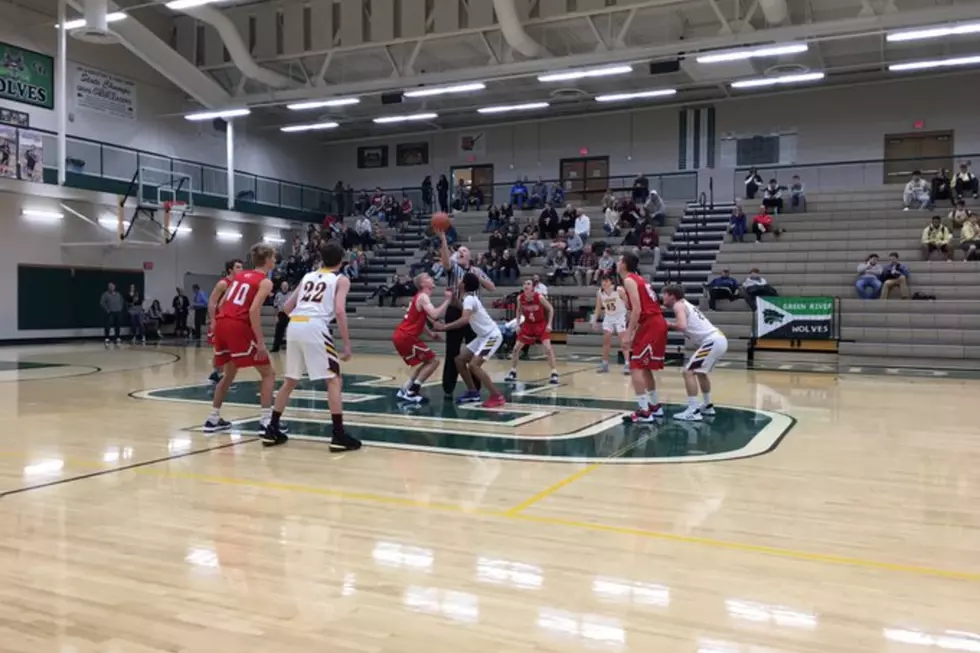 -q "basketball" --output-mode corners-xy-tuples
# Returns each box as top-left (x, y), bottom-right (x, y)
(431, 212), (452, 232)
